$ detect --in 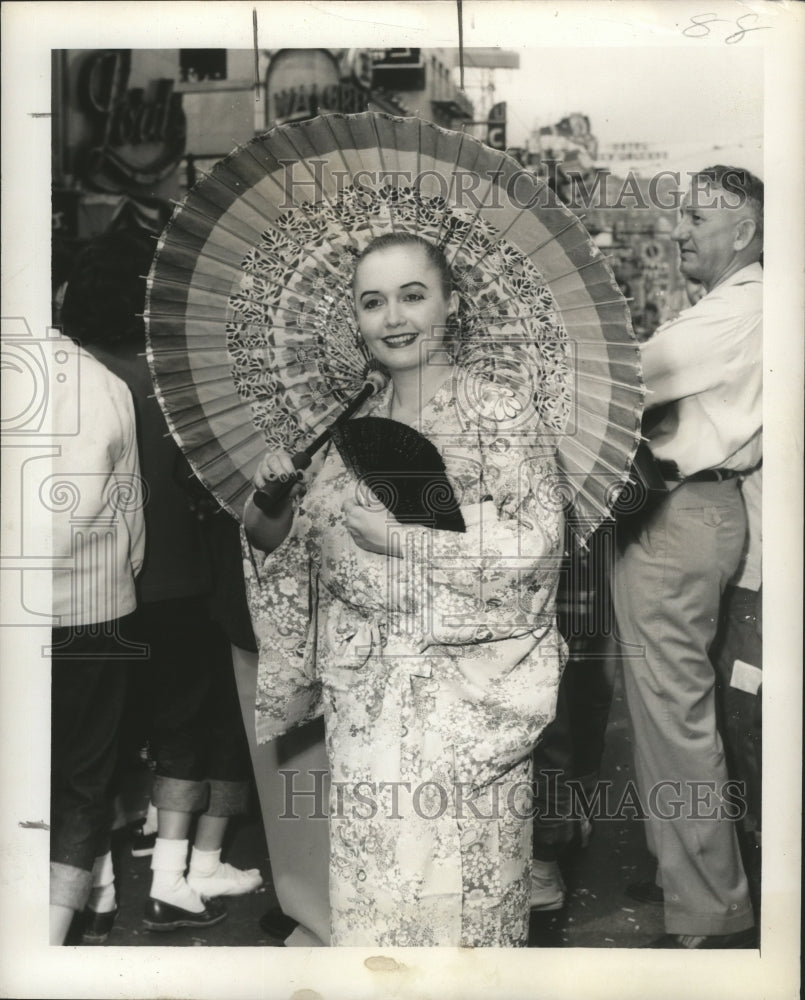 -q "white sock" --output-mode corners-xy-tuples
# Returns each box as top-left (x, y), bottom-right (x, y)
(142, 801), (158, 837)
(87, 851), (116, 913)
(150, 838), (204, 913)
(189, 846), (222, 878)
